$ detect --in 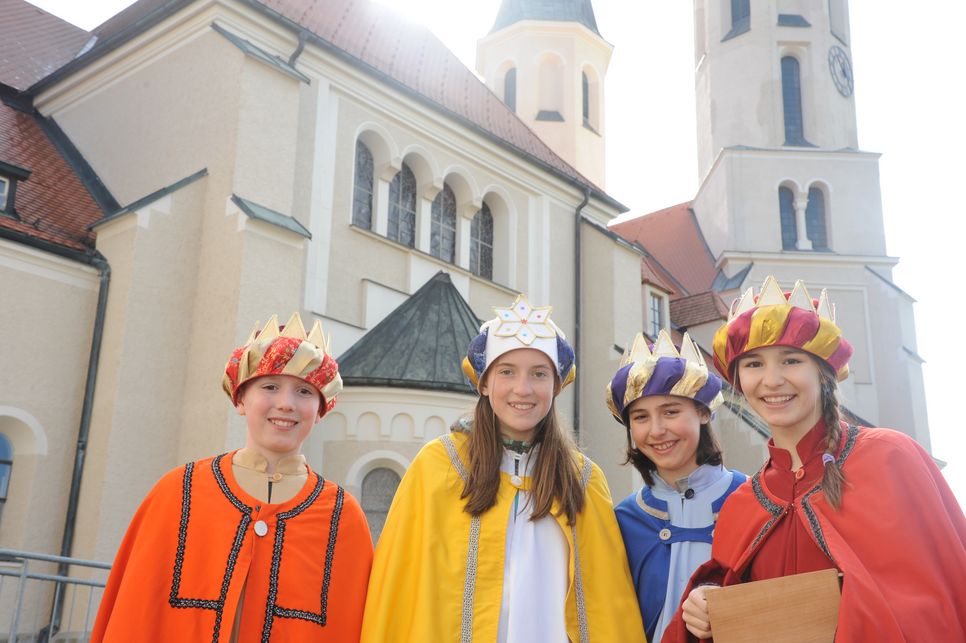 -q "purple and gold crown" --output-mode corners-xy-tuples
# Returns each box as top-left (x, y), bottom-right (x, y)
(462, 294), (576, 392)
(712, 276), (853, 384)
(223, 313), (342, 416)
(606, 330), (723, 424)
